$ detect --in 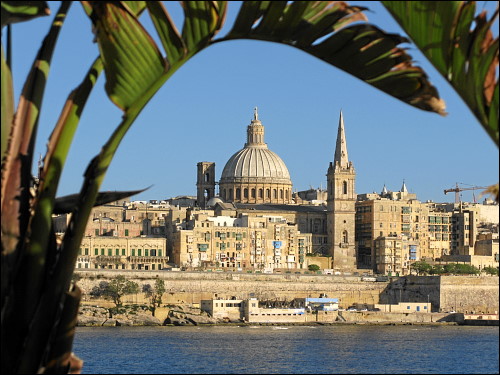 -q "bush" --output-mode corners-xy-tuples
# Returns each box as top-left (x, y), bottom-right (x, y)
(482, 266), (499, 276)
(308, 264), (320, 271)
